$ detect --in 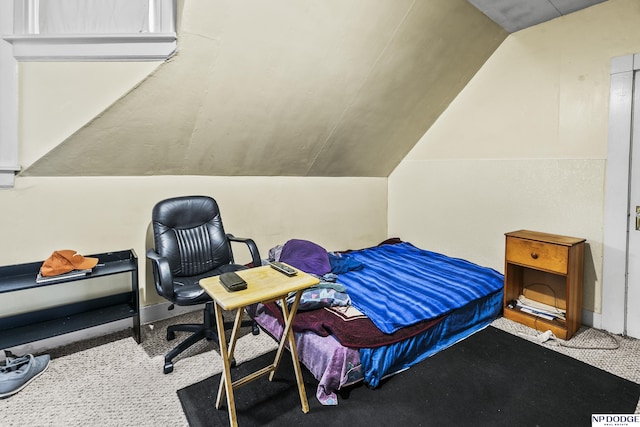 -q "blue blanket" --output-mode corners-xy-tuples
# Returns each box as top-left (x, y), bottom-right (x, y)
(337, 242), (504, 334)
